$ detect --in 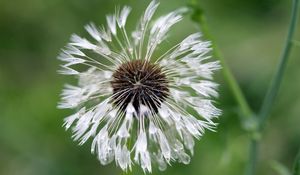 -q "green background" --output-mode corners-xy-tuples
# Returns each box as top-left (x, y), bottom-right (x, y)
(0, 0), (299, 175)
